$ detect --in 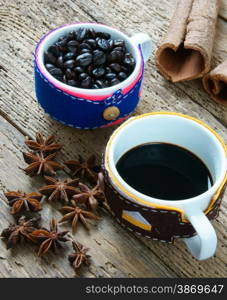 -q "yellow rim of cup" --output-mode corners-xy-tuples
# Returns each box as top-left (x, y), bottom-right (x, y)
(105, 112), (227, 223)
